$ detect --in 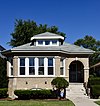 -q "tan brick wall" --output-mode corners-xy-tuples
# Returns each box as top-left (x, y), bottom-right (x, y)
(13, 56), (18, 76)
(65, 58), (69, 81)
(7, 61), (9, 77)
(8, 78), (14, 97)
(55, 56), (60, 76)
(16, 77), (55, 90)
